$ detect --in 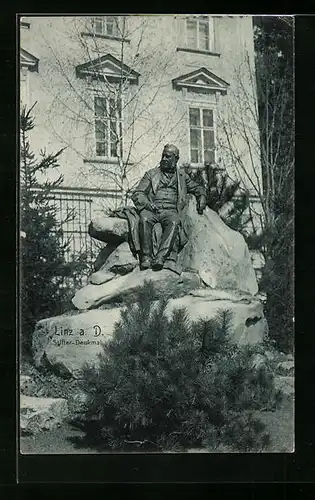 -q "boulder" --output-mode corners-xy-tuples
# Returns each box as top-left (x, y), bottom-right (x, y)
(72, 268), (201, 310)
(276, 361), (294, 376)
(178, 198), (258, 295)
(185, 288), (254, 303)
(250, 250), (265, 271)
(166, 291), (267, 345)
(99, 242), (138, 275)
(20, 396), (68, 434)
(88, 217), (129, 244)
(20, 375), (35, 396)
(32, 308), (122, 378)
(34, 290), (266, 377)
(89, 270), (115, 285)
